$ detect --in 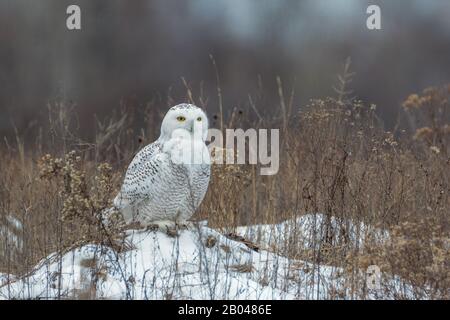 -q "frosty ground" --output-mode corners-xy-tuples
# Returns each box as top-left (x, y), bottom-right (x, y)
(0, 214), (416, 300)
